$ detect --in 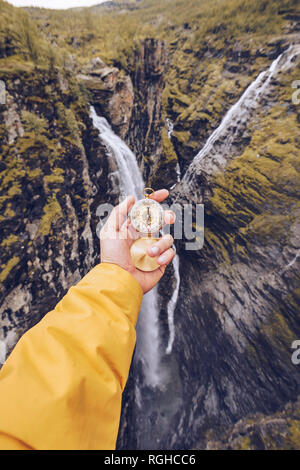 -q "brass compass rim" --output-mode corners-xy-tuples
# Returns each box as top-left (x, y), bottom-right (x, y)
(142, 187), (155, 198)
